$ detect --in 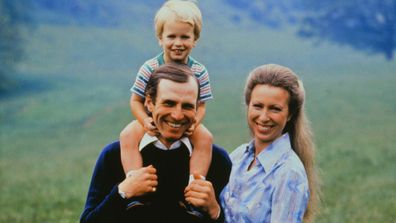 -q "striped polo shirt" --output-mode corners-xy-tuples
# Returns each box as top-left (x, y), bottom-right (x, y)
(130, 52), (213, 102)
